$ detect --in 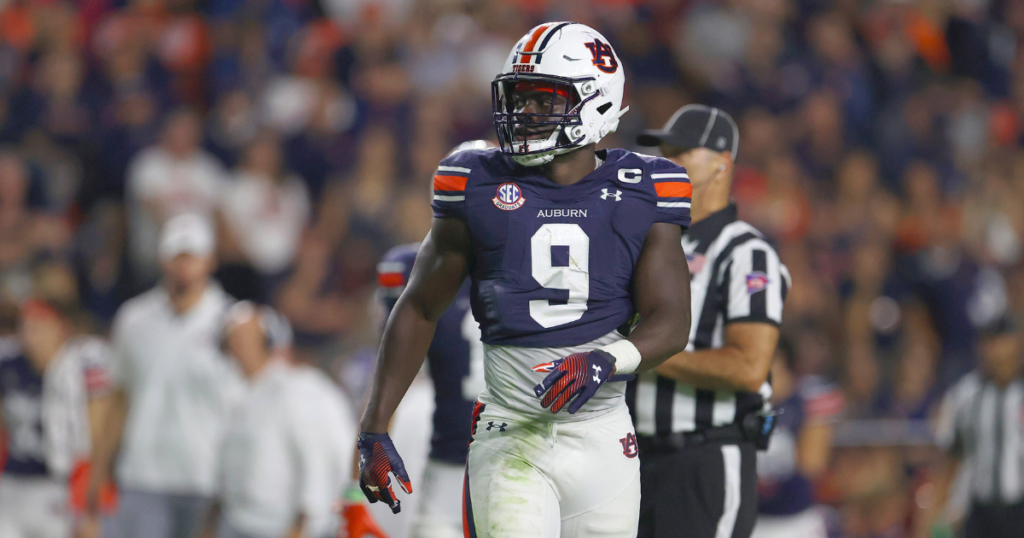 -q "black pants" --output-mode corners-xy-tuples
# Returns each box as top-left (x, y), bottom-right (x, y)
(637, 439), (758, 538)
(965, 501), (1024, 538)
